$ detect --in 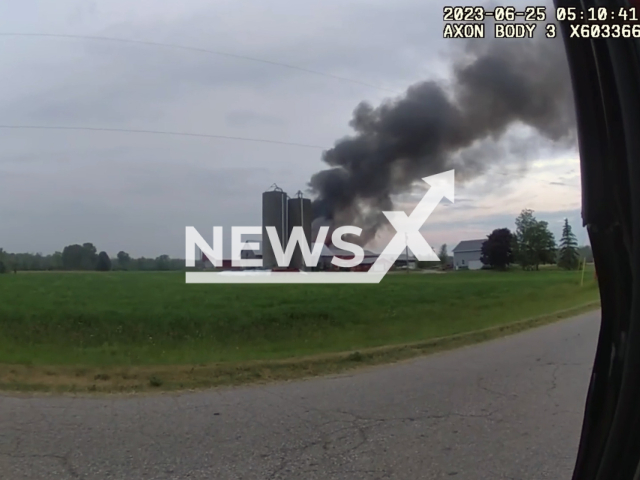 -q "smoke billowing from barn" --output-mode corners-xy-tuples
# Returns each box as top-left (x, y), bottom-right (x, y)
(309, 37), (576, 245)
